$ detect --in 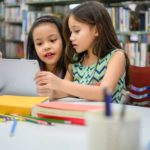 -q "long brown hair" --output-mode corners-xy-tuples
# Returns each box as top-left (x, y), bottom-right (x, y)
(27, 15), (66, 78)
(63, 1), (130, 86)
